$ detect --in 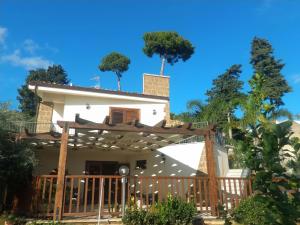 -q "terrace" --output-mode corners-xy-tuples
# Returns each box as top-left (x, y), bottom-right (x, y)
(2, 117), (252, 221)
